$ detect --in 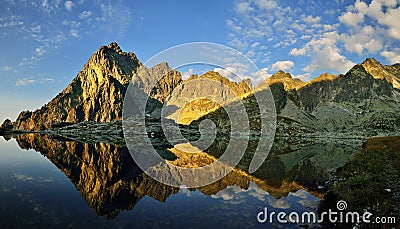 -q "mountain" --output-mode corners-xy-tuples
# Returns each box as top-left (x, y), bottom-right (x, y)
(2, 42), (400, 137)
(6, 43), (183, 131)
(197, 59), (400, 136)
(265, 70), (306, 90)
(163, 71), (252, 124)
(2, 43), (253, 131)
(361, 57), (400, 89)
(10, 43), (140, 131)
